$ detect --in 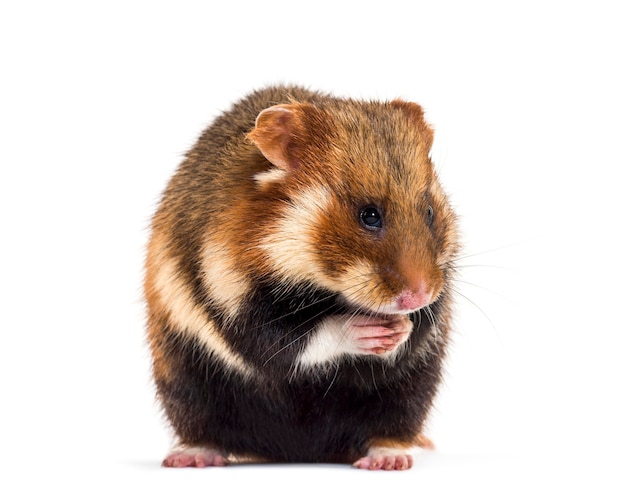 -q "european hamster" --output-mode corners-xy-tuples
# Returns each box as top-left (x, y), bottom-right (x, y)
(144, 85), (459, 470)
